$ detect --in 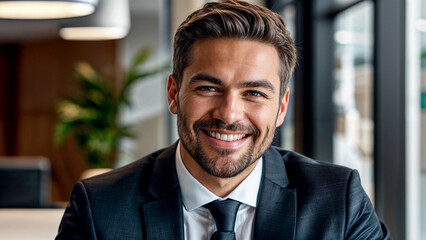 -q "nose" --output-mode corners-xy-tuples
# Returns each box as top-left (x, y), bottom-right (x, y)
(211, 92), (244, 124)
